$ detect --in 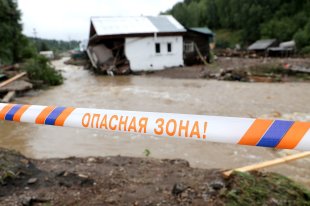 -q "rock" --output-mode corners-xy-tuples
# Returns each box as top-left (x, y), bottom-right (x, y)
(209, 181), (225, 190)
(27, 178), (37, 184)
(268, 197), (280, 206)
(172, 183), (187, 196)
(219, 69), (249, 81)
(87, 157), (97, 163)
(21, 196), (50, 206)
(78, 174), (88, 178)
(20, 158), (29, 165)
(21, 196), (32, 206)
(105, 195), (118, 204)
(202, 191), (210, 202)
(56, 170), (66, 177)
(169, 159), (190, 167)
